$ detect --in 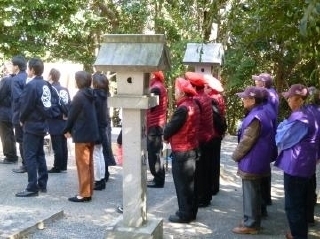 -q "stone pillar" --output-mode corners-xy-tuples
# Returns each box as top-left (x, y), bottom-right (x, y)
(94, 34), (170, 239)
